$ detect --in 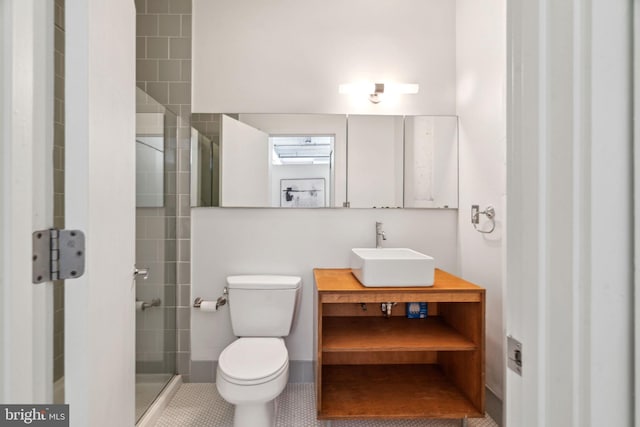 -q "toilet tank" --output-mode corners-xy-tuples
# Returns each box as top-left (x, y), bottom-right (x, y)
(226, 275), (301, 337)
